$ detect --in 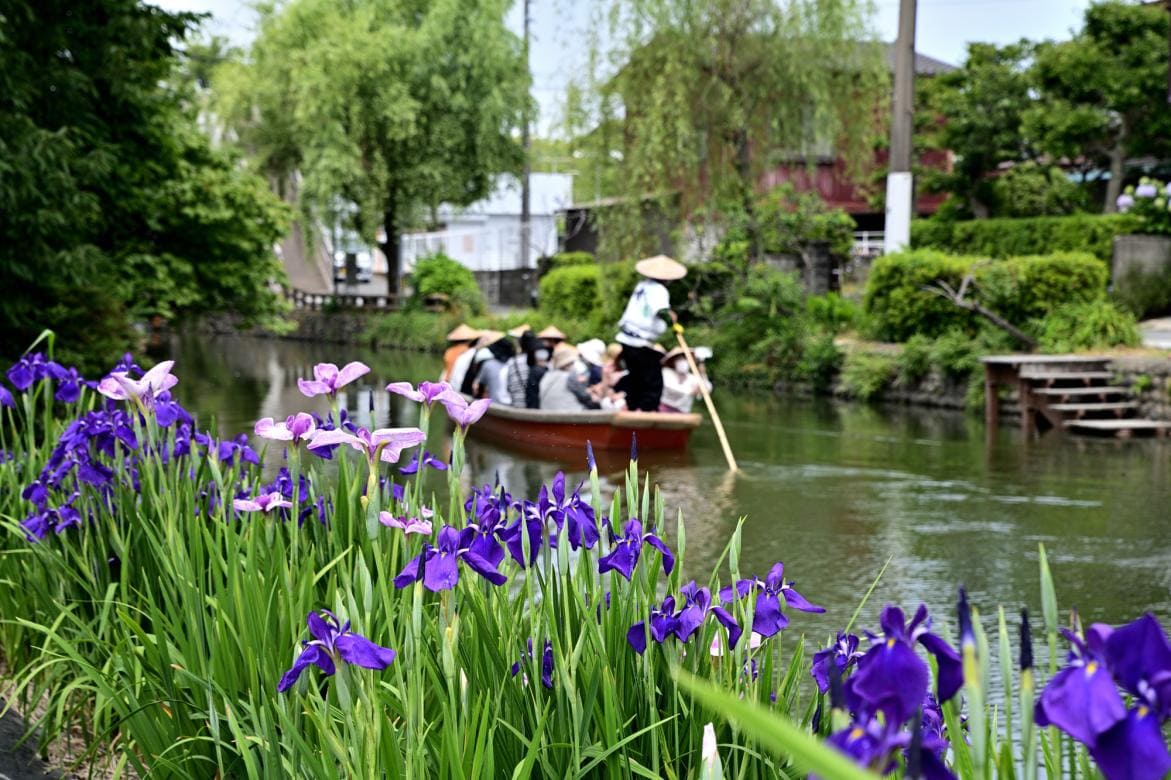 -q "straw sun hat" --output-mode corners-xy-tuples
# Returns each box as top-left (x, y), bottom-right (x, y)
(537, 325), (567, 341)
(473, 330), (504, 349)
(507, 324), (532, 338)
(634, 255), (687, 281)
(446, 323), (480, 341)
(551, 343), (578, 370)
